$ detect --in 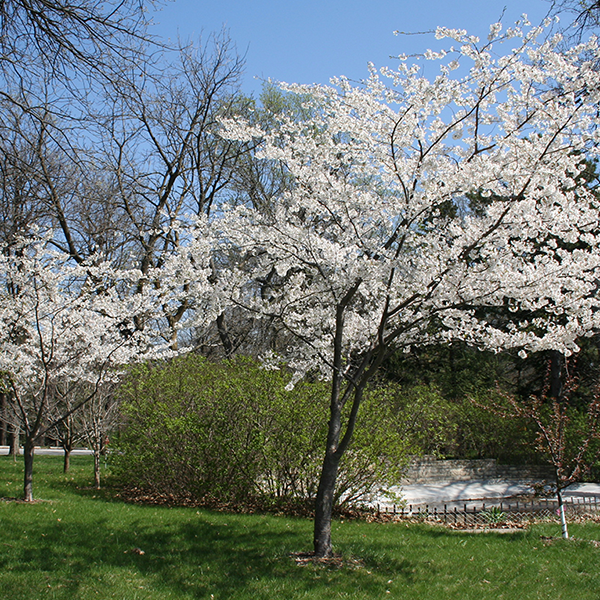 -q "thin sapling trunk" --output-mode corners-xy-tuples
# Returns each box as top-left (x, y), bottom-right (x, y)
(94, 447), (101, 489)
(557, 487), (569, 539)
(23, 440), (35, 502)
